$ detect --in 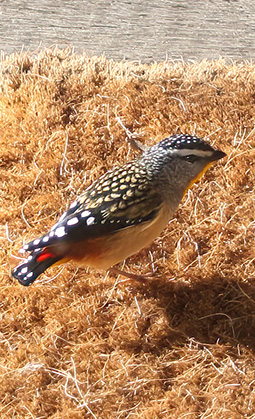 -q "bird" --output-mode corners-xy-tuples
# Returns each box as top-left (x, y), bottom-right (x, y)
(12, 134), (226, 286)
